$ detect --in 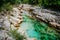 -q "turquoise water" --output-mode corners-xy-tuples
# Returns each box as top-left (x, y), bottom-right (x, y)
(20, 15), (60, 40)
